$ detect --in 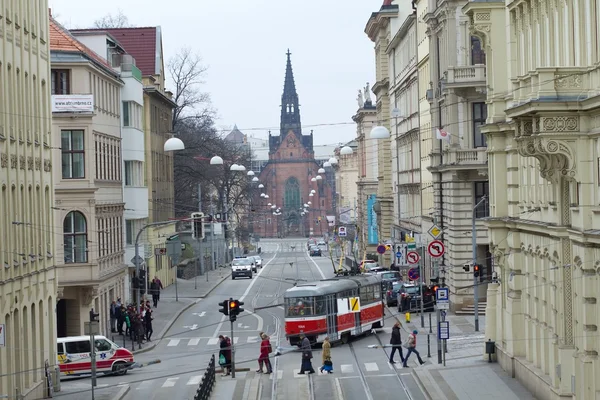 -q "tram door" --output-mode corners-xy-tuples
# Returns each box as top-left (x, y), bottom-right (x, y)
(325, 294), (338, 341)
(354, 288), (362, 335)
